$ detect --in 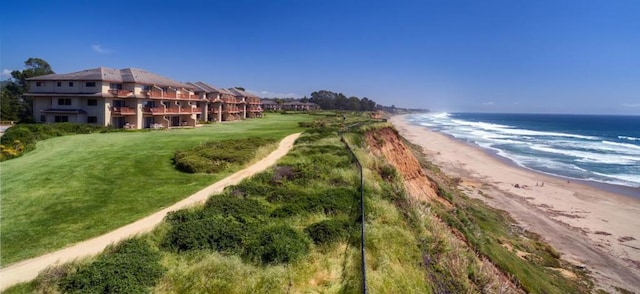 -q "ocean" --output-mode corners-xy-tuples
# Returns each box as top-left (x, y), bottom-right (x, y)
(407, 113), (640, 190)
